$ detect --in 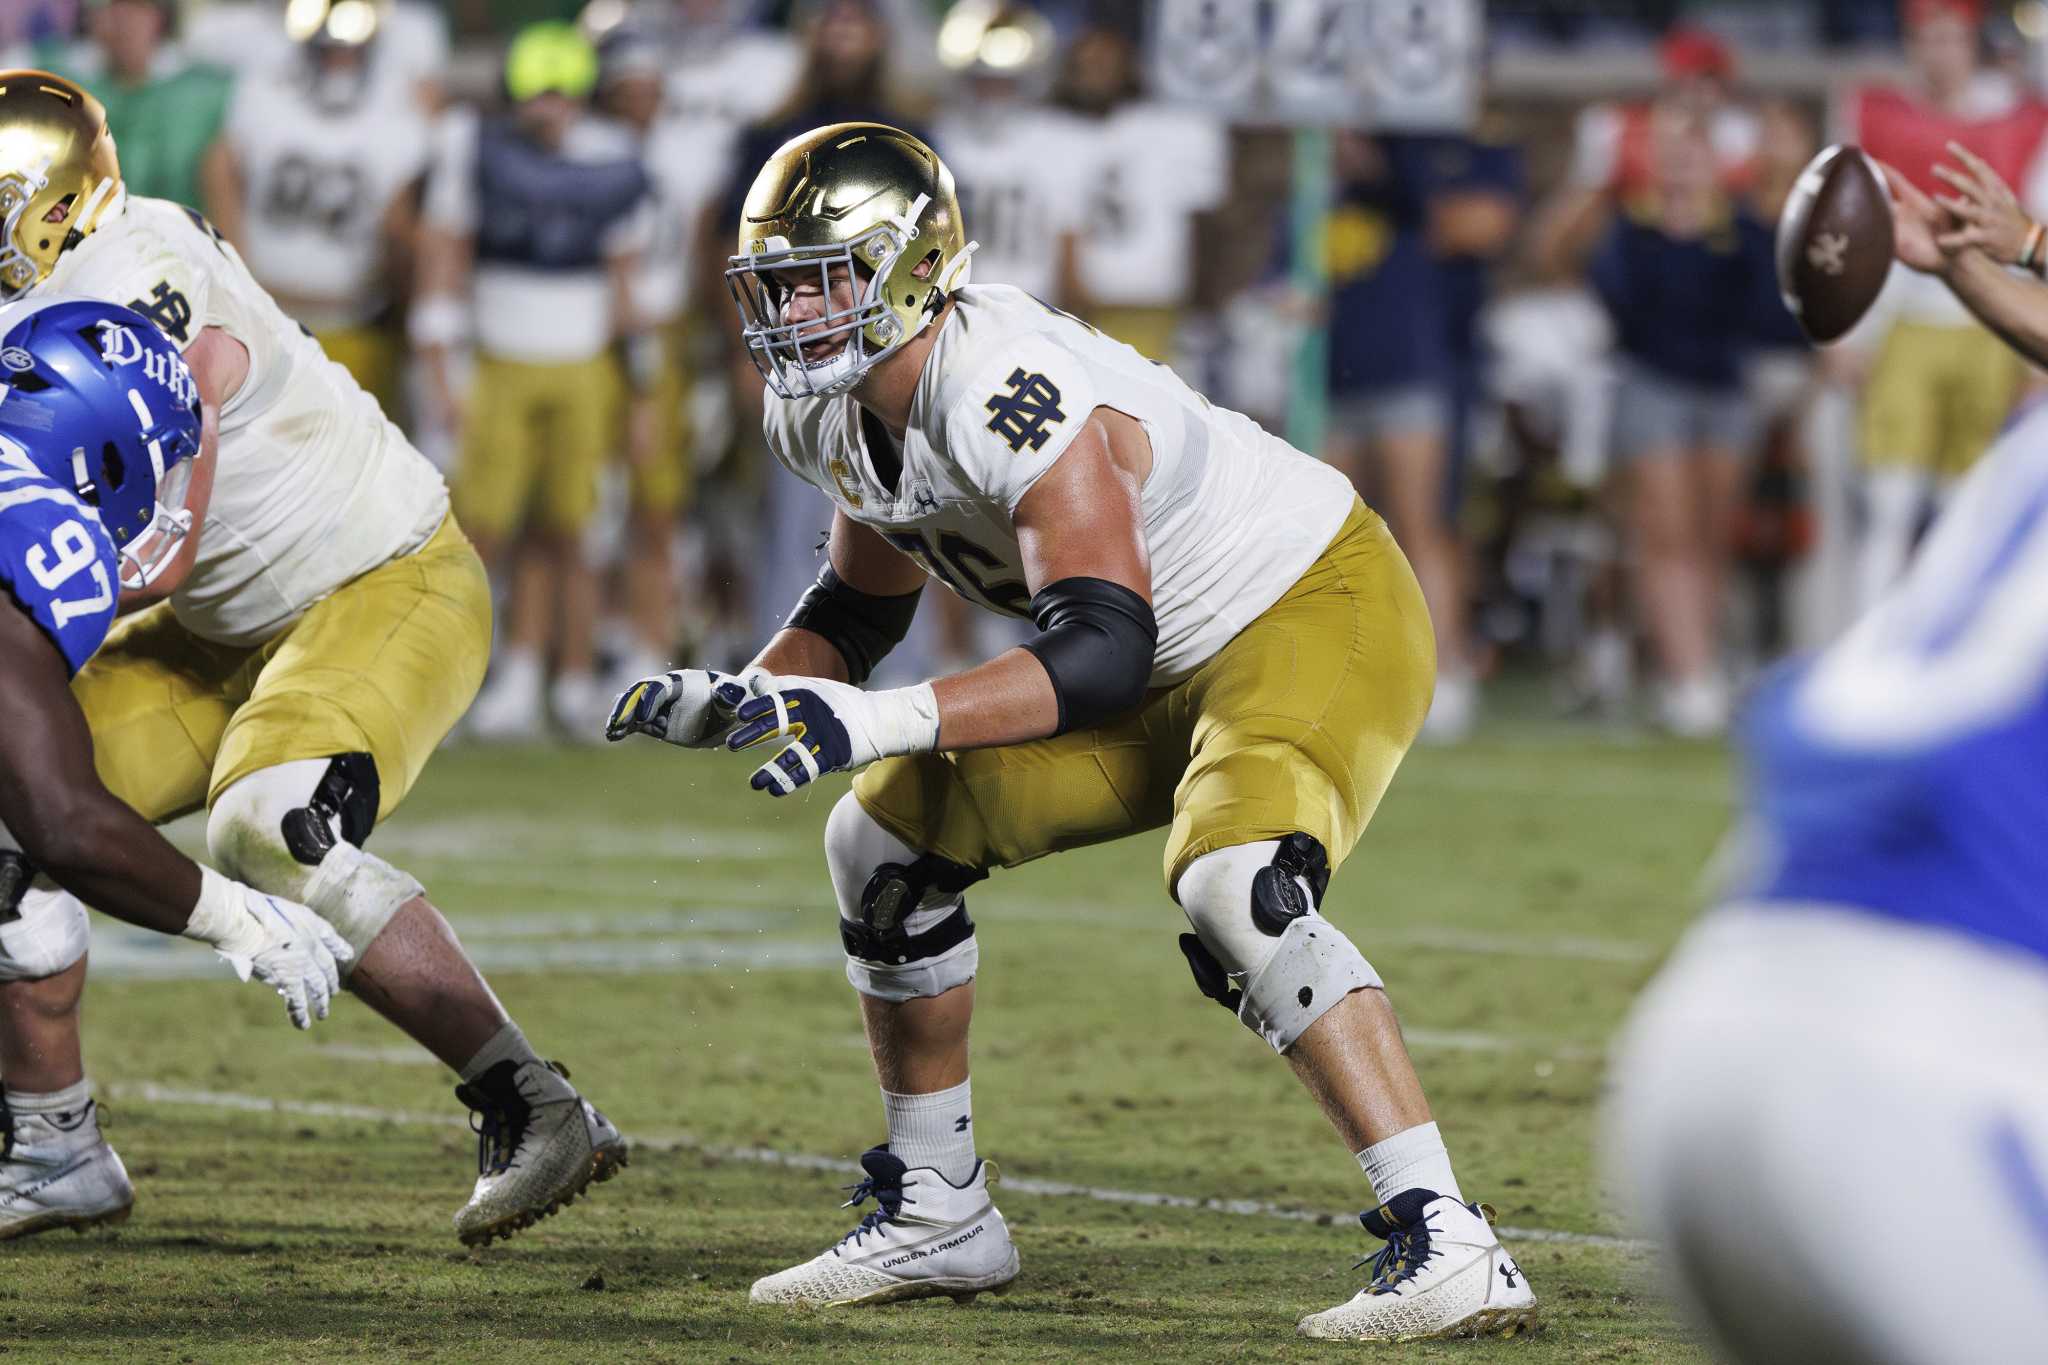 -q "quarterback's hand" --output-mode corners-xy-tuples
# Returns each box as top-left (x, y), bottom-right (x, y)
(605, 667), (766, 747)
(726, 677), (940, 796)
(182, 869), (352, 1030)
